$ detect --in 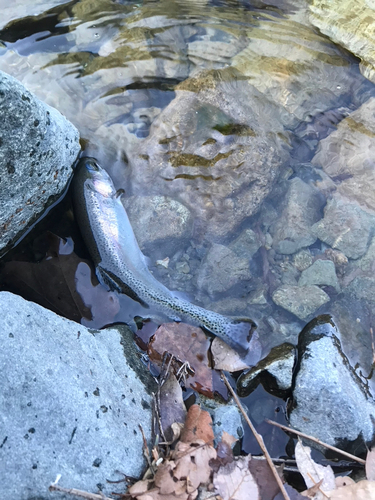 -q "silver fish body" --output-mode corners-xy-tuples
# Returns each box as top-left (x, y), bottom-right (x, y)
(73, 157), (256, 353)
